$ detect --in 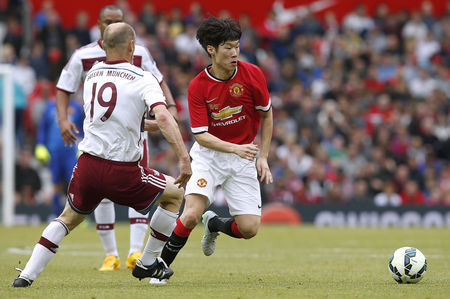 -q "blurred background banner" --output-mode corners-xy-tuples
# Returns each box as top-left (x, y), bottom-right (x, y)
(28, 0), (448, 29)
